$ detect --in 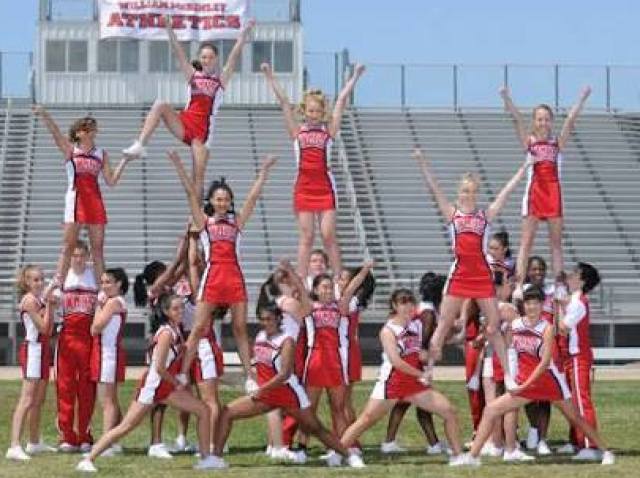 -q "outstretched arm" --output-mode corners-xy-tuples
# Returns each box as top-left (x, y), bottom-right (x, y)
(413, 148), (455, 221)
(261, 63), (298, 139)
(236, 155), (277, 229)
(486, 158), (531, 222)
(167, 150), (206, 230)
(165, 15), (195, 82)
(102, 151), (133, 187)
(338, 260), (374, 315)
(499, 87), (529, 149)
(220, 19), (255, 88)
(558, 86), (591, 149)
(33, 104), (73, 158)
(328, 64), (365, 137)
(279, 259), (313, 317)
